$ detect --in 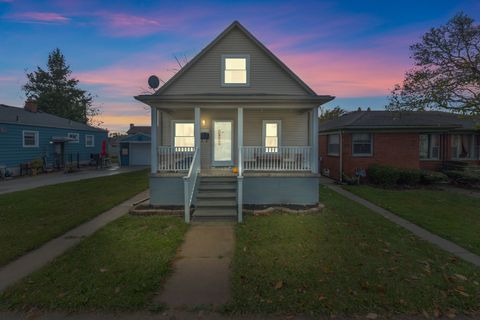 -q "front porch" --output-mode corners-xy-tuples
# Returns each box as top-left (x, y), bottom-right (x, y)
(149, 105), (320, 223)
